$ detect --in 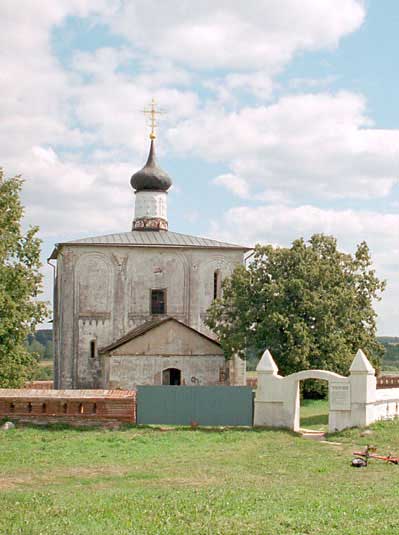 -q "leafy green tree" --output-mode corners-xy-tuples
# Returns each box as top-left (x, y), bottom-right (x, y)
(206, 234), (385, 395)
(26, 339), (45, 360)
(0, 169), (48, 387)
(43, 339), (54, 360)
